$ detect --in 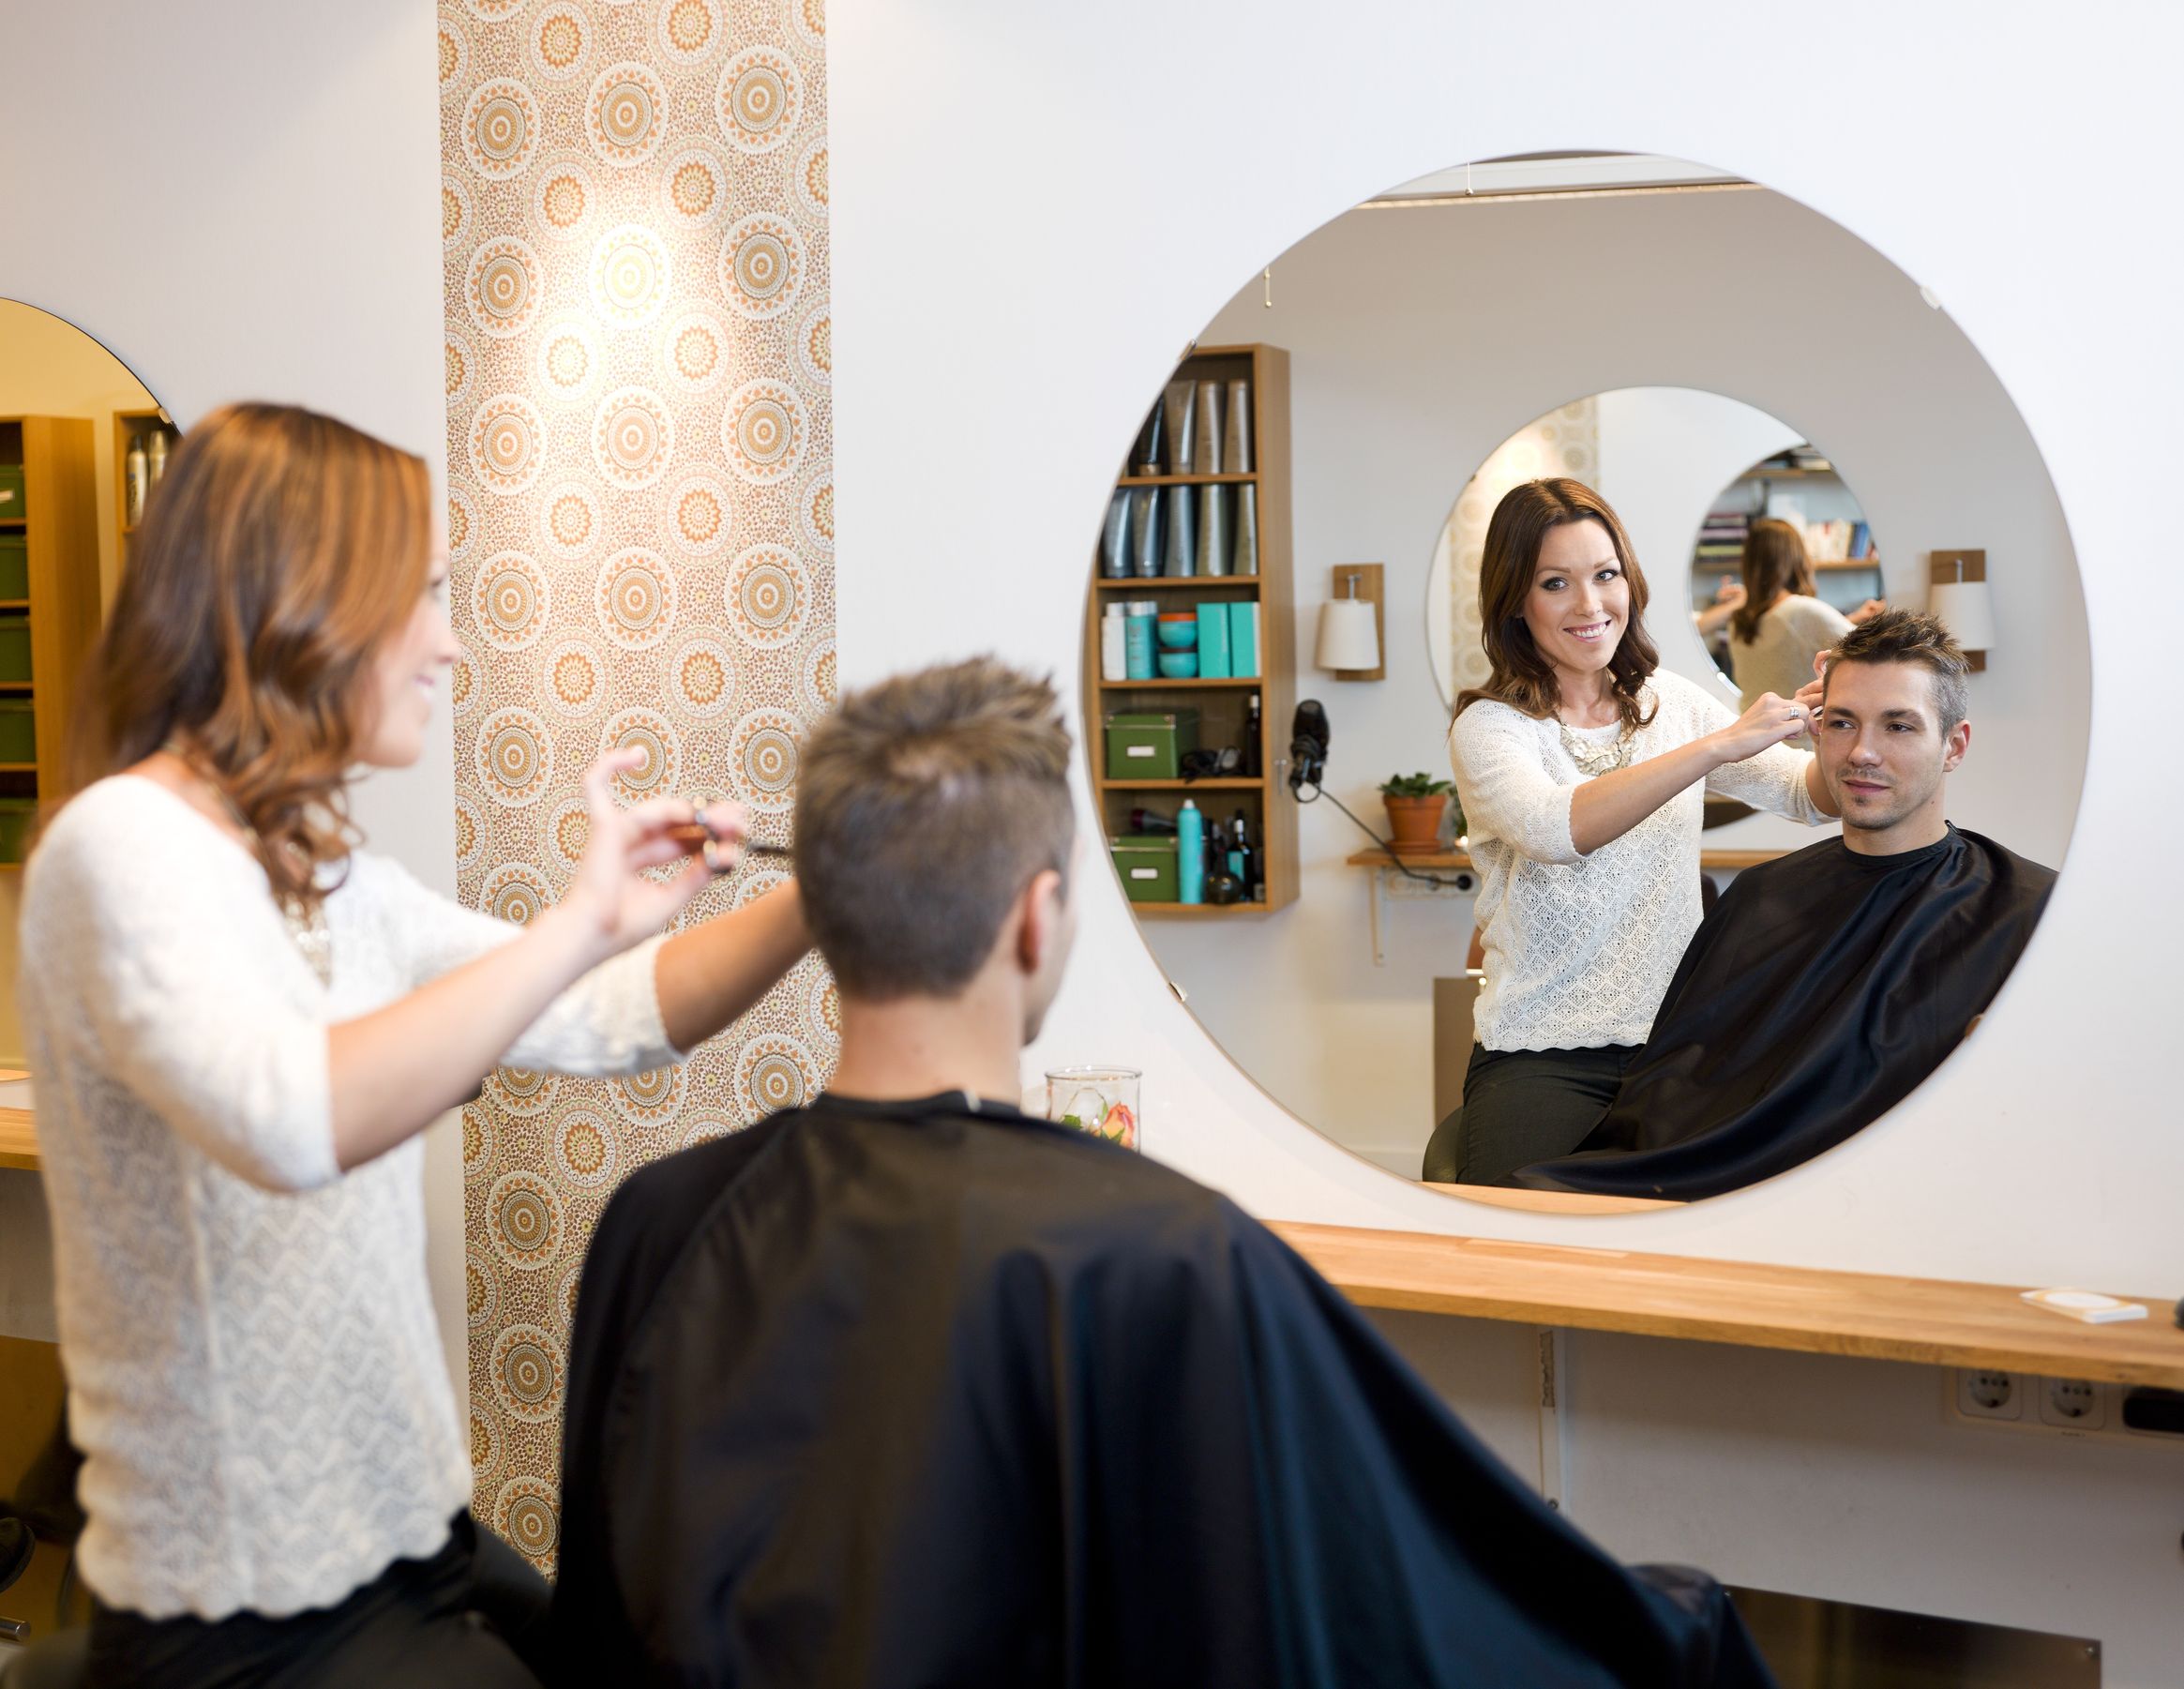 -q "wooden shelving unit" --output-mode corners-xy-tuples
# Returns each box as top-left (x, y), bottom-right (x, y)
(113, 406), (181, 585)
(1083, 344), (1297, 917)
(0, 415), (102, 868)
